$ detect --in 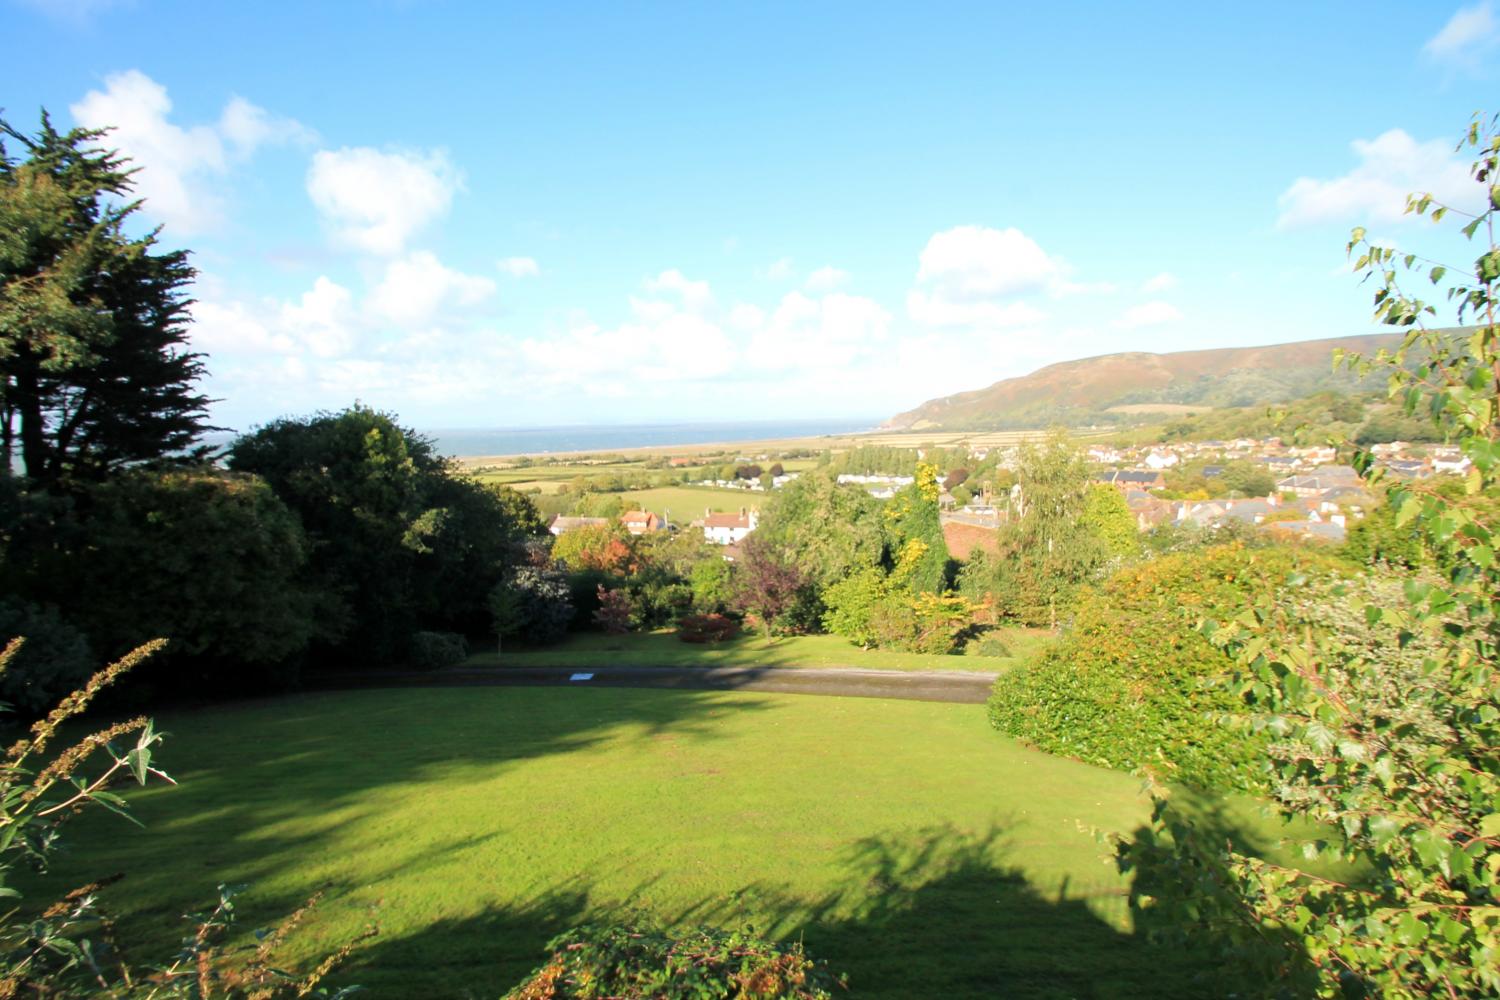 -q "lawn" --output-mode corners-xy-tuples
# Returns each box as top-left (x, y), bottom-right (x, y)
(471, 627), (1052, 673)
(28, 687), (1311, 998)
